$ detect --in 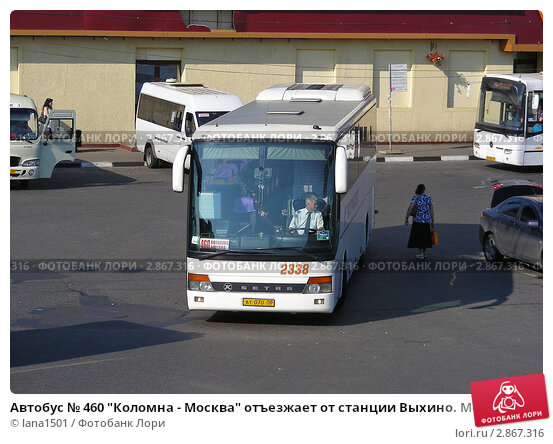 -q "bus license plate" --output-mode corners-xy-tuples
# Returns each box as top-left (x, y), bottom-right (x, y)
(486, 156), (495, 161)
(243, 298), (275, 307)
